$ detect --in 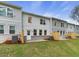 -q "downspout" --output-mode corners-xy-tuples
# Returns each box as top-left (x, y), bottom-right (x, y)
(20, 11), (24, 44)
